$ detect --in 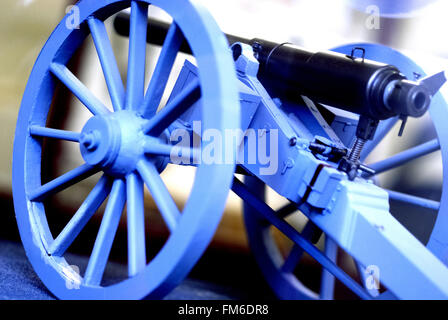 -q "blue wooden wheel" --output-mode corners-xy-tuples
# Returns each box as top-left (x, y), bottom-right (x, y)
(13, 0), (240, 299)
(244, 43), (448, 299)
